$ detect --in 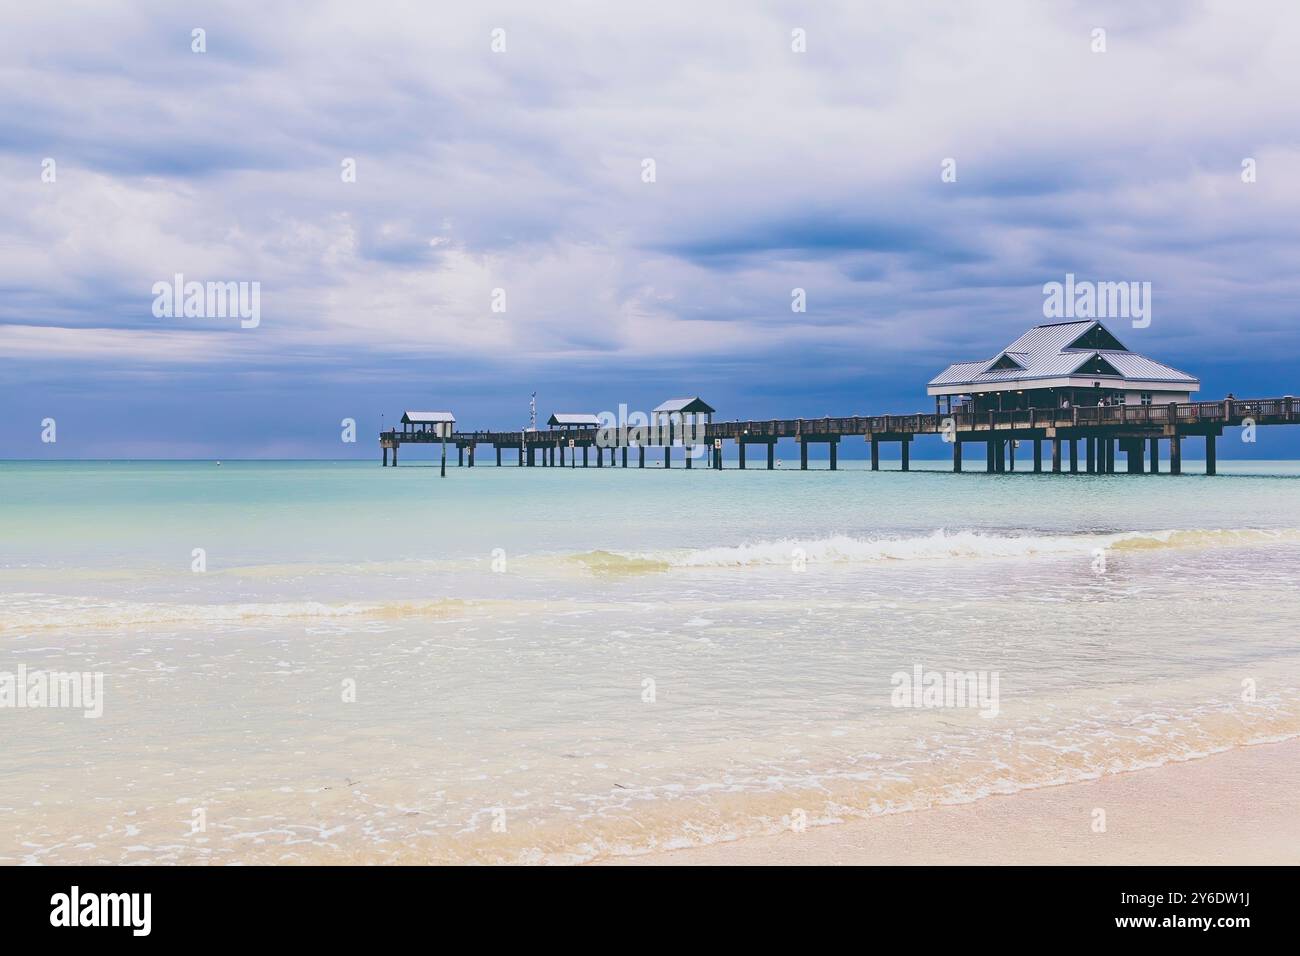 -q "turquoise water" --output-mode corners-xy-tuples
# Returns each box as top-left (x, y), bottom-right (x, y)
(2, 460), (1299, 863)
